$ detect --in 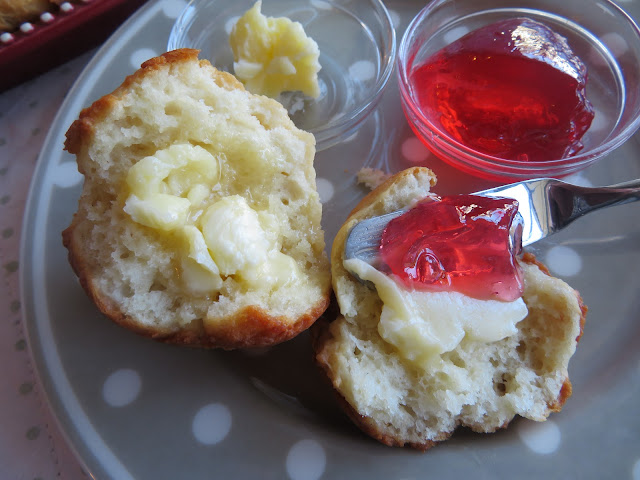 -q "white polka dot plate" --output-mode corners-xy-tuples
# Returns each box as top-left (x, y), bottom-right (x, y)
(20, 1), (640, 479)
